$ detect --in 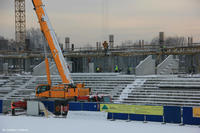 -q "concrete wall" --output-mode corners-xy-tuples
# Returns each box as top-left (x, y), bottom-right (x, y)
(135, 55), (155, 75)
(93, 55), (146, 73)
(32, 60), (46, 76)
(157, 55), (179, 75)
(32, 56), (147, 74)
(33, 59), (73, 76)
